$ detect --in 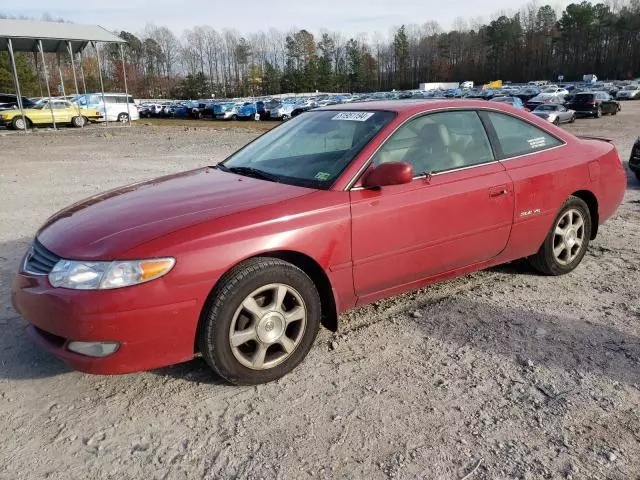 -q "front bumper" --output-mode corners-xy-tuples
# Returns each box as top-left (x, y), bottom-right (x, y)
(12, 270), (202, 374)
